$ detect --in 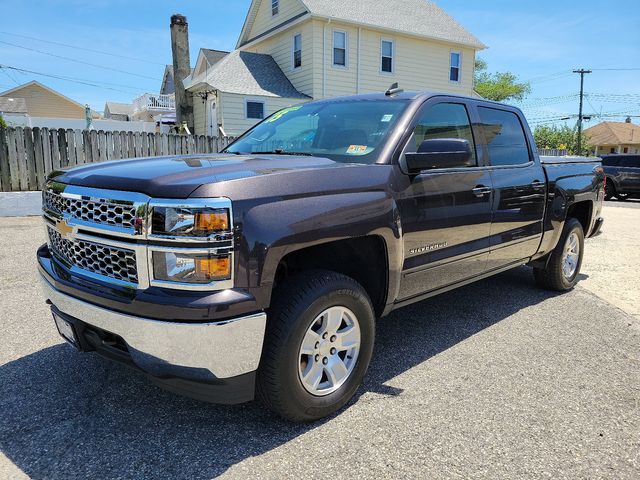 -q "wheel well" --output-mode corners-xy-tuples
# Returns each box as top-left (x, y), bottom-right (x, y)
(274, 236), (388, 316)
(566, 201), (592, 234)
